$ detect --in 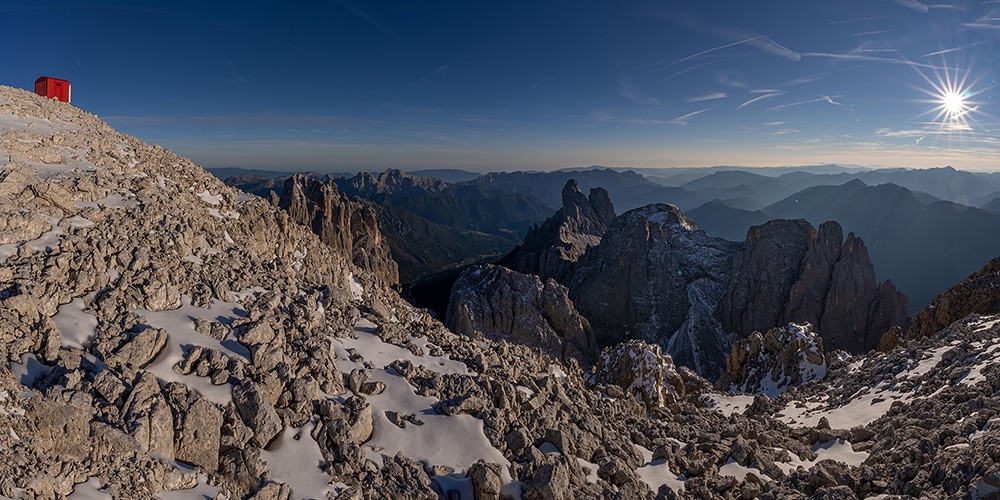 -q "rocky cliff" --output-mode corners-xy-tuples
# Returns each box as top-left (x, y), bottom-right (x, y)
(446, 264), (599, 366)
(720, 219), (909, 354)
(498, 179), (615, 282)
(278, 174), (399, 285)
(566, 204), (742, 380)
(907, 254), (1000, 341)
